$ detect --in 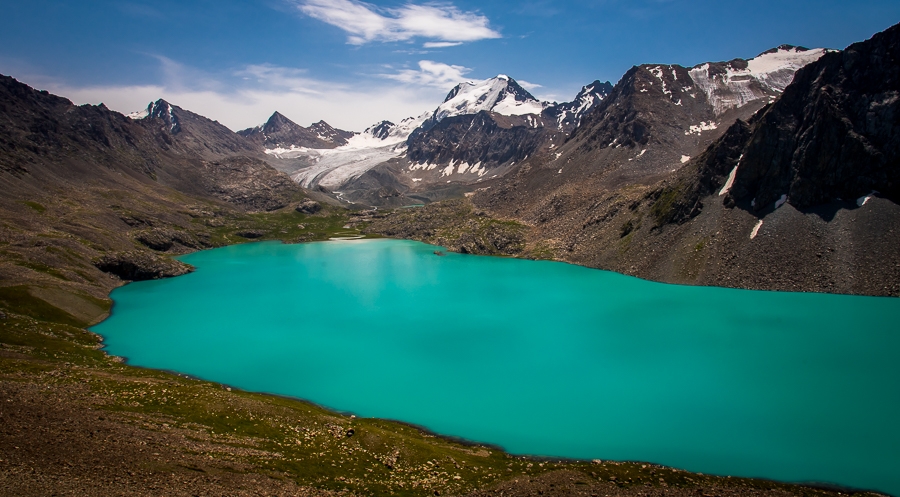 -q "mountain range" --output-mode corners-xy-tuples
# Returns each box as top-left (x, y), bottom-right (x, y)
(1, 23), (898, 297)
(179, 45), (829, 208)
